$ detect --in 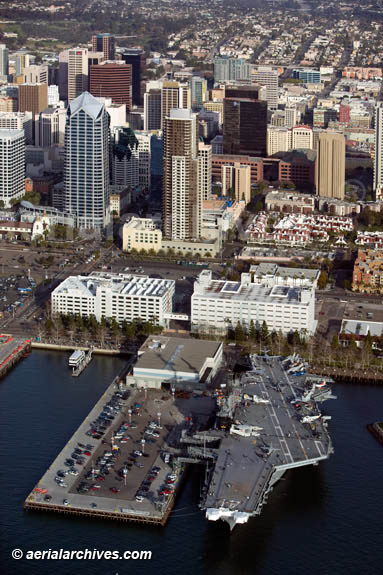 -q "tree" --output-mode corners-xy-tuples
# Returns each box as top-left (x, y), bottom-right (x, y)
(260, 320), (270, 344)
(249, 319), (257, 342)
(235, 321), (245, 343)
(0, 200), (4, 208)
(331, 334), (339, 350)
(318, 270), (328, 290)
